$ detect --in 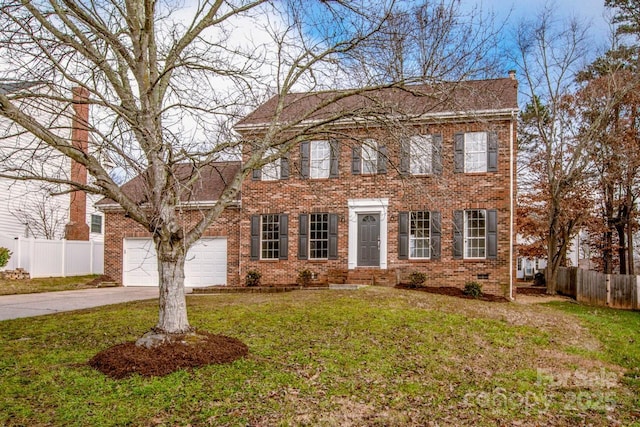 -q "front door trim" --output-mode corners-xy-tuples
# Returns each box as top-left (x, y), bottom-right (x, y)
(348, 198), (388, 270)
